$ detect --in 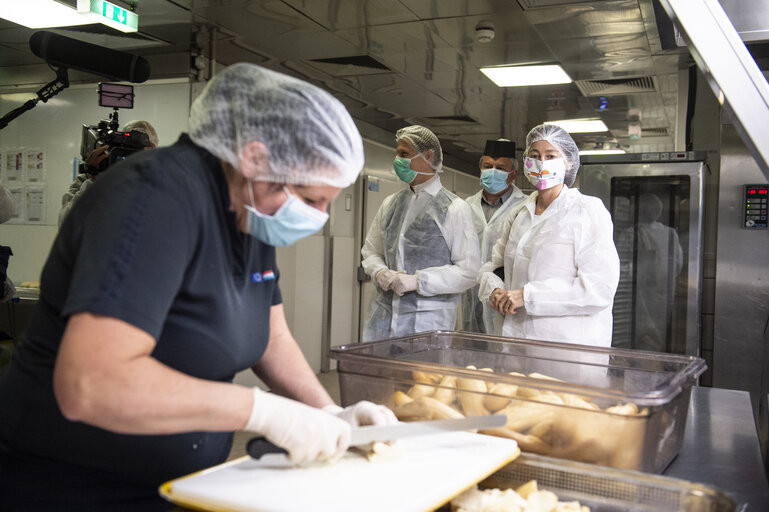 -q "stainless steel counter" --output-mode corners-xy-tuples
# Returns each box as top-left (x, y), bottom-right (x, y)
(665, 386), (769, 510)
